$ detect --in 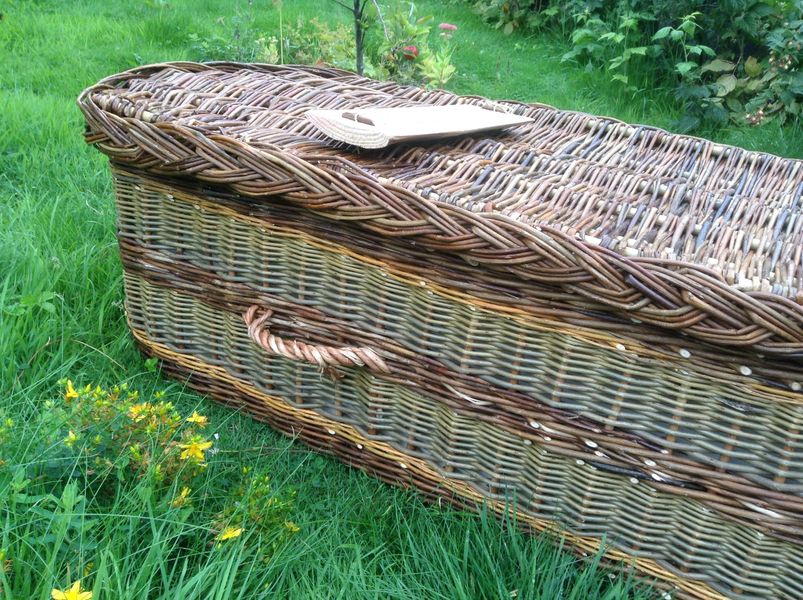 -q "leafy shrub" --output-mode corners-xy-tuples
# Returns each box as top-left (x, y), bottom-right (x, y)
(283, 18), (359, 72)
(188, 1), (459, 90)
(375, 5), (435, 82)
(469, 0), (803, 130)
(189, 0), (279, 63)
(473, 0), (561, 35)
(374, 5), (459, 88)
(19, 381), (213, 498)
(0, 380), (298, 597)
(212, 466), (298, 560)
